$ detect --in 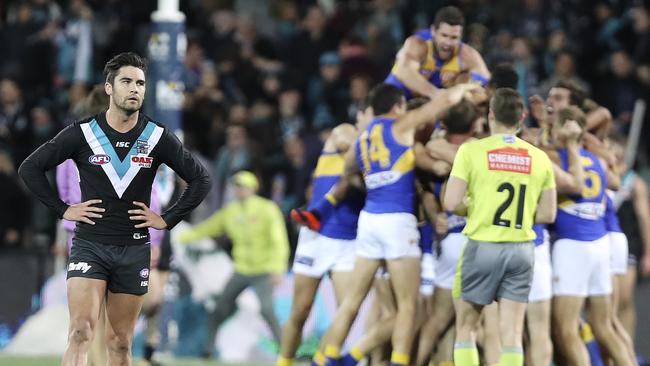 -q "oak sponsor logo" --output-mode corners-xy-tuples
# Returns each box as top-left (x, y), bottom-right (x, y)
(131, 155), (153, 168)
(88, 154), (111, 165)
